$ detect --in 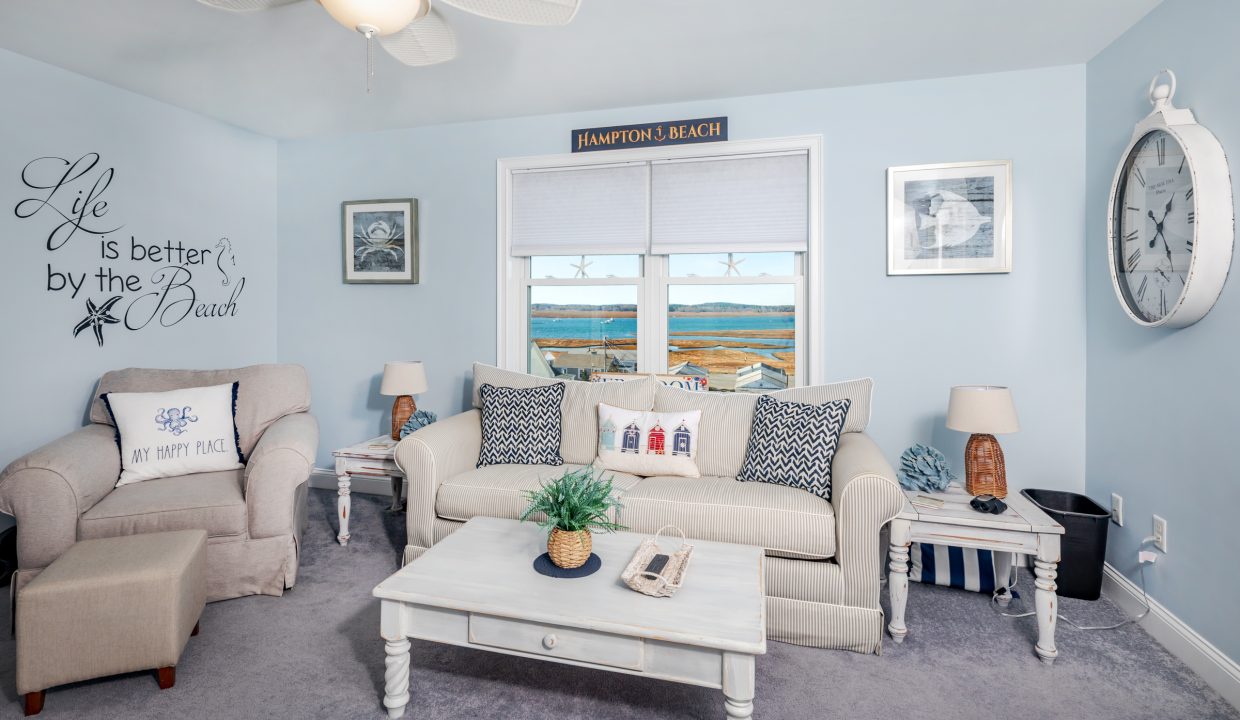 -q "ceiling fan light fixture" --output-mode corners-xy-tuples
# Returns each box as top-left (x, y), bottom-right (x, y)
(319, 0), (428, 36)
